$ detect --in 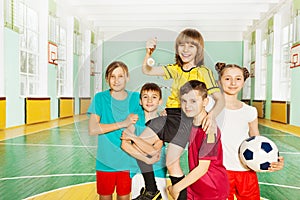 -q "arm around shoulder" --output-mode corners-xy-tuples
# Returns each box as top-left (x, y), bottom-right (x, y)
(209, 91), (225, 118)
